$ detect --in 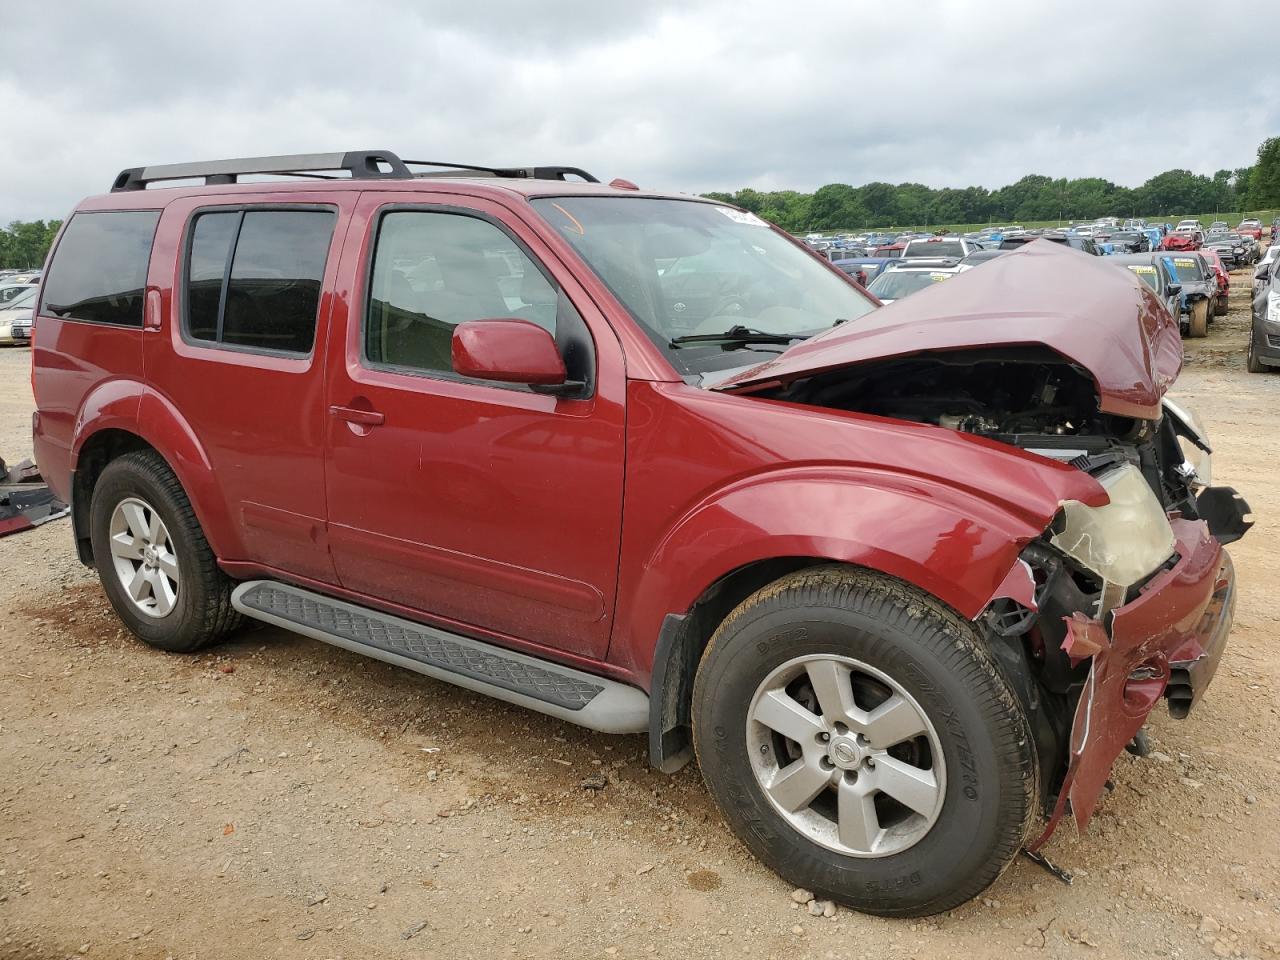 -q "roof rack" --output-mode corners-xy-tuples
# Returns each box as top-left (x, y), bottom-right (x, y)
(112, 150), (412, 191)
(111, 150), (599, 192)
(401, 160), (598, 183)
